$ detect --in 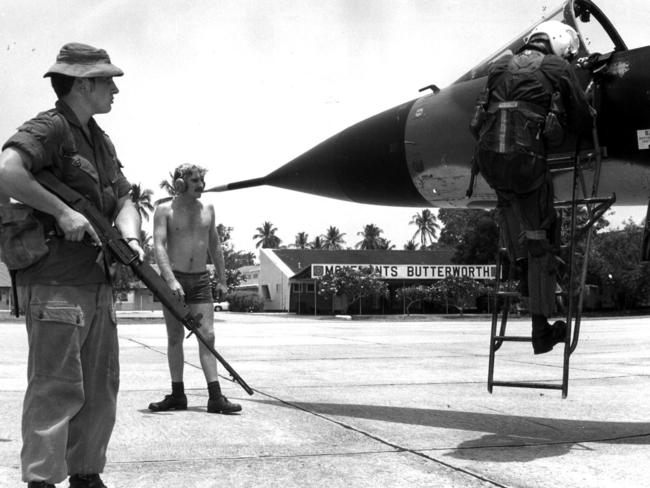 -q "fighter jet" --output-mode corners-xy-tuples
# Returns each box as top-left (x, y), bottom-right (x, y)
(208, 0), (650, 211)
